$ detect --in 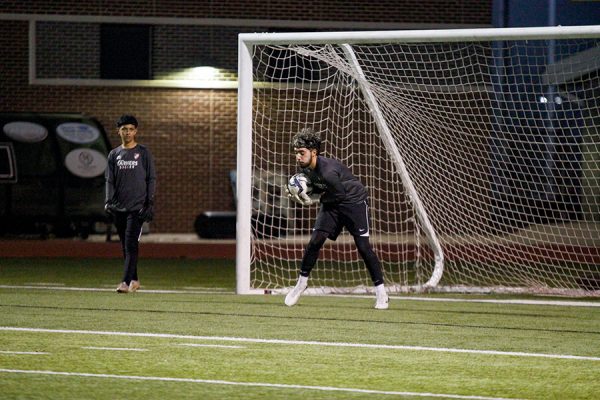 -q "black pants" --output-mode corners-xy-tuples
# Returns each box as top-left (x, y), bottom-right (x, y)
(300, 230), (384, 286)
(114, 211), (144, 284)
(300, 201), (384, 286)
